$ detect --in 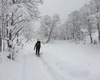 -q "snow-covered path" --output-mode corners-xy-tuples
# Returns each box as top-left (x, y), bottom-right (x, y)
(19, 42), (65, 80)
(18, 40), (100, 80)
(18, 43), (54, 80)
(0, 40), (100, 80)
(23, 55), (54, 80)
(40, 40), (100, 80)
